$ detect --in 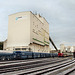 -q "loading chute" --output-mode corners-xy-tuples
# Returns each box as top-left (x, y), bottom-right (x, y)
(49, 36), (58, 51)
